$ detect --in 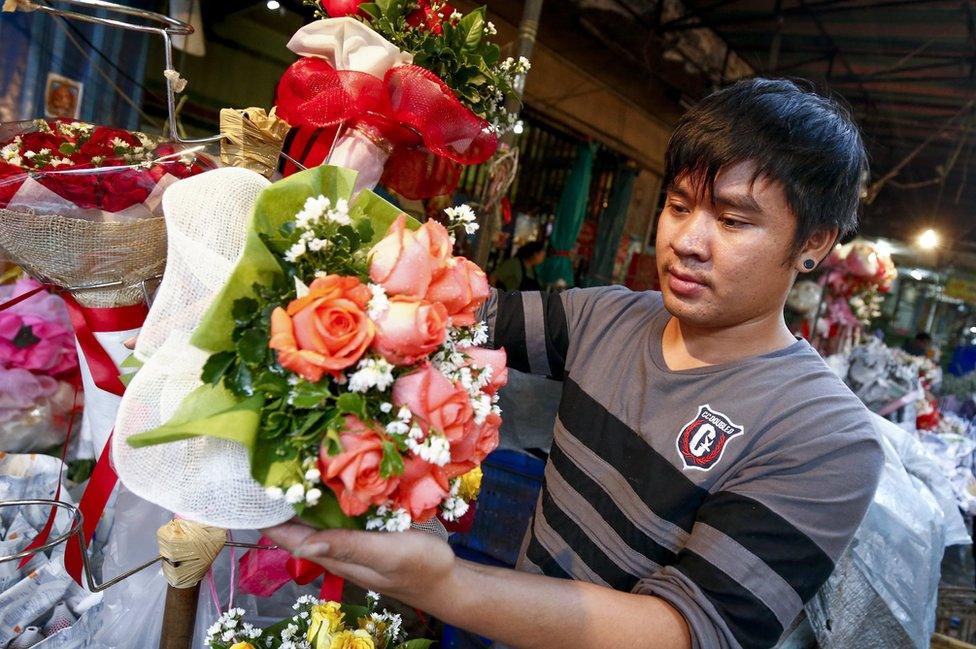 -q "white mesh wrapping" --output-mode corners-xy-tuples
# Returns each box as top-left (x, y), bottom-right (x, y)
(113, 168), (295, 529)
